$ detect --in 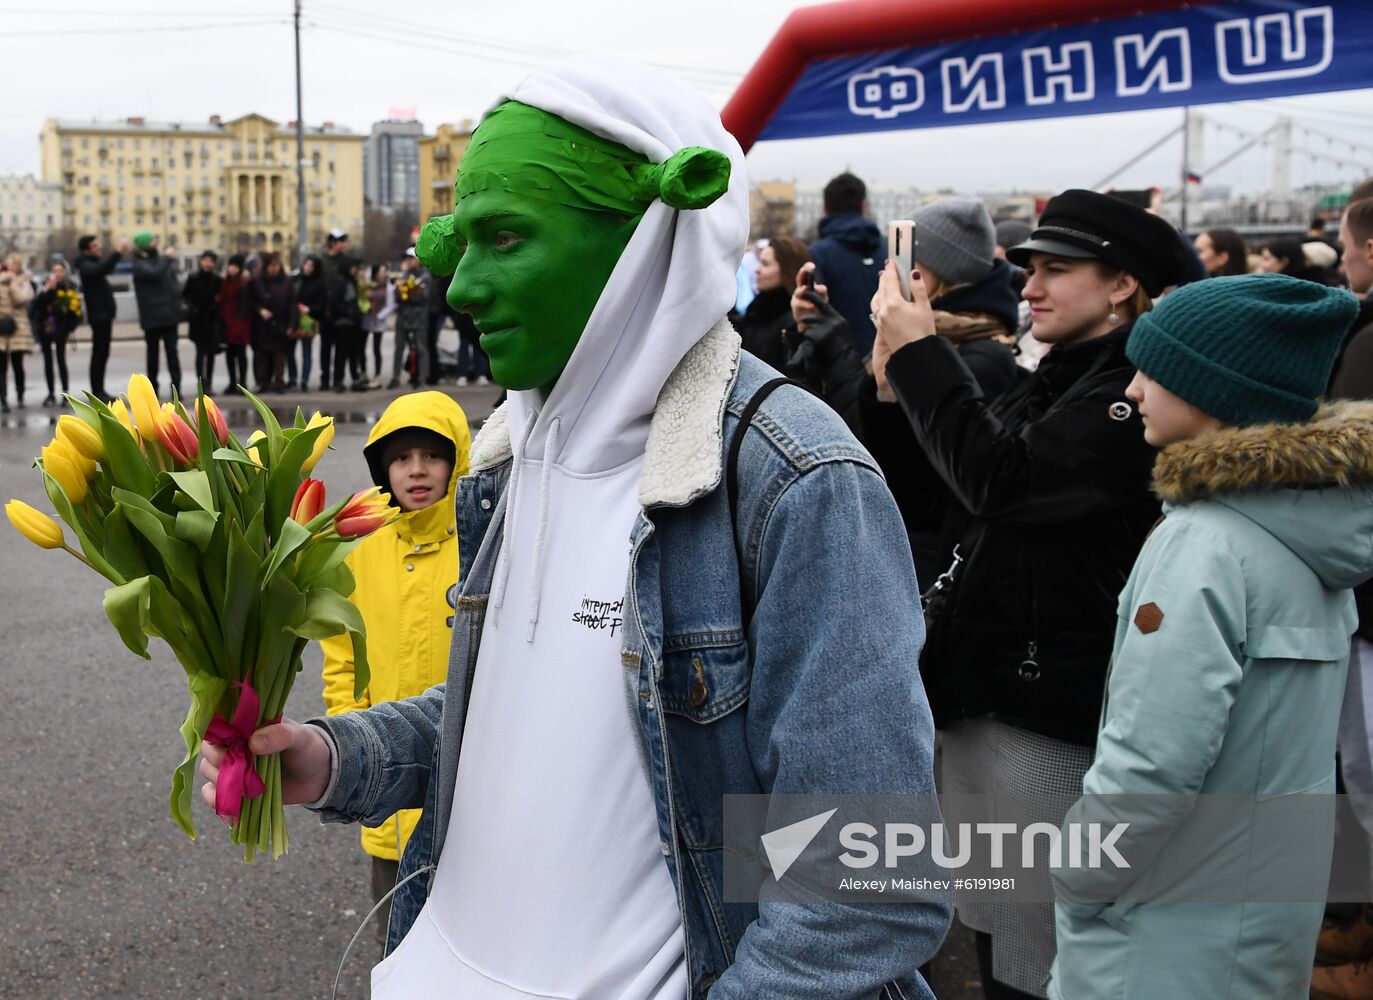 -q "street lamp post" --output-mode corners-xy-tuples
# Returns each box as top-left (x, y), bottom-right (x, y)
(294, 0), (308, 264)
